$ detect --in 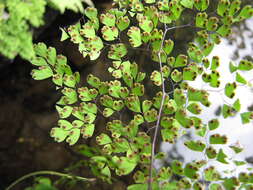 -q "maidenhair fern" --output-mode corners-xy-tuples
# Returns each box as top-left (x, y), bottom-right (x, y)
(28, 0), (253, 189)
(0, 0), (92, 60)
